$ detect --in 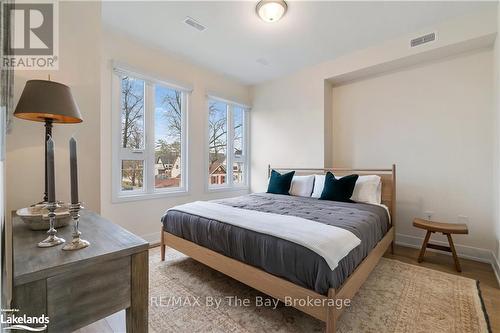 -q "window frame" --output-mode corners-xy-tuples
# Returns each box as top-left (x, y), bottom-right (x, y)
(206, 95), (250, 192)
(112, 64), (191, 202)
